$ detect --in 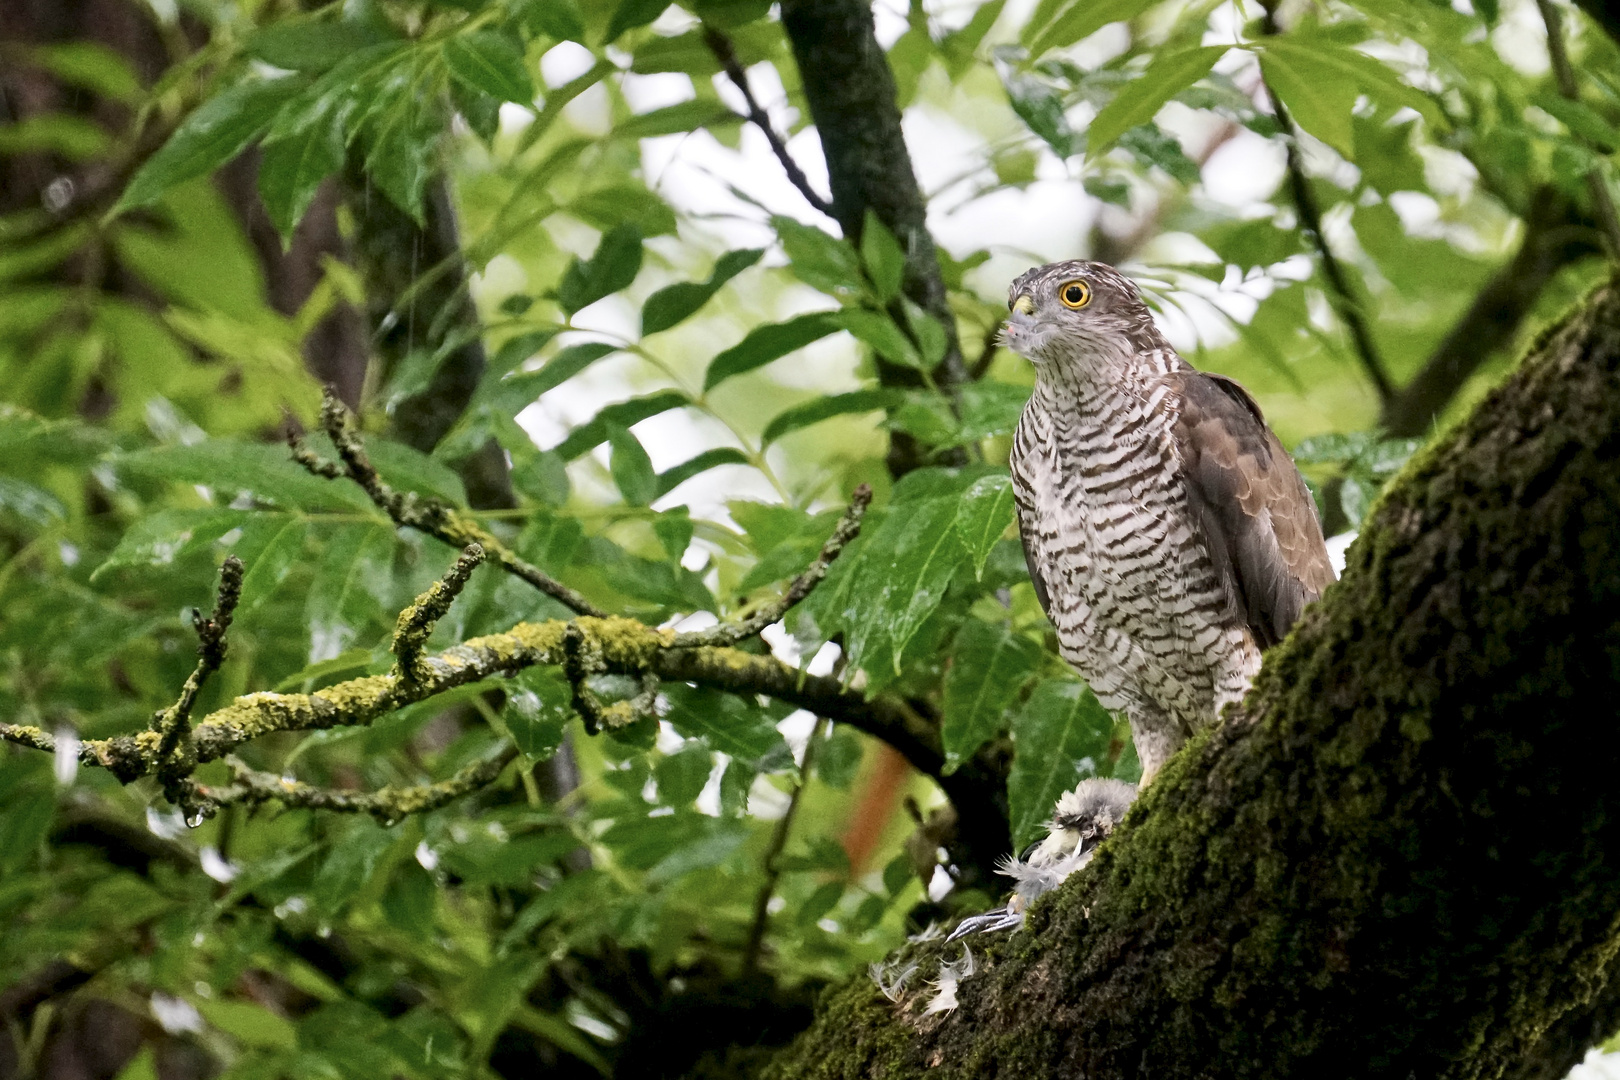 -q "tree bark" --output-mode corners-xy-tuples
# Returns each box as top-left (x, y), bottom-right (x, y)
(756, 278), (1620, 1078)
